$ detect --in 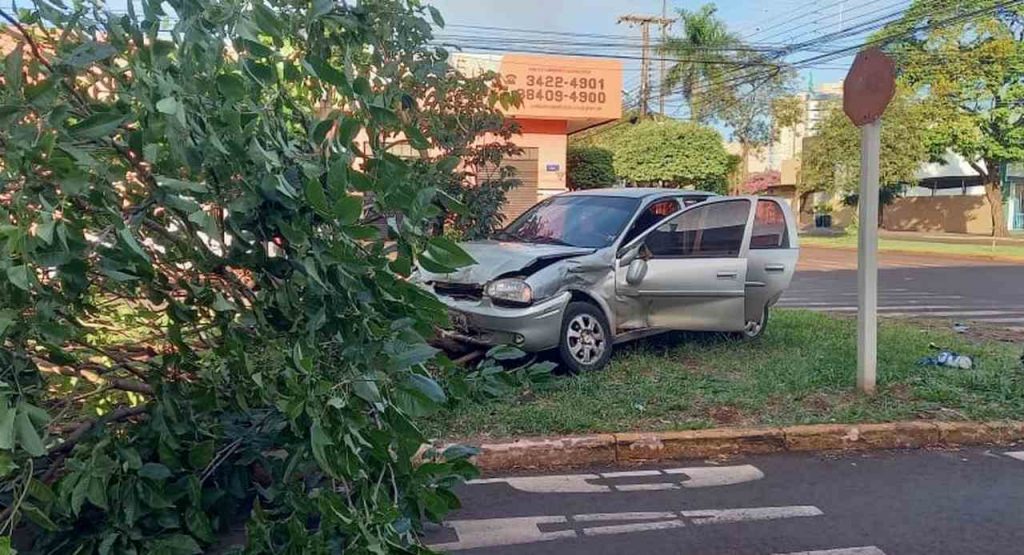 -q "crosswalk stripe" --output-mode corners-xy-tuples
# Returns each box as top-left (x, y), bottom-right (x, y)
(774, 548), (887, 555)
(1004, 451), (1024, 462)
